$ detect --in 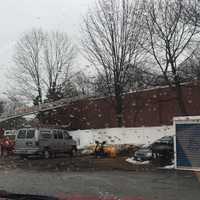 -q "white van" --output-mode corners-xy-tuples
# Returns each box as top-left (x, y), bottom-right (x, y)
(14, 127), (77, 158)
